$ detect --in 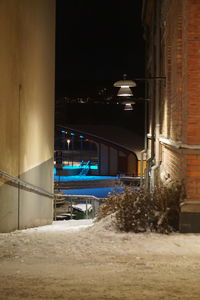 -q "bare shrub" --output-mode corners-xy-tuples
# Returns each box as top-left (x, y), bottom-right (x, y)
(97, 182), (184, 233)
